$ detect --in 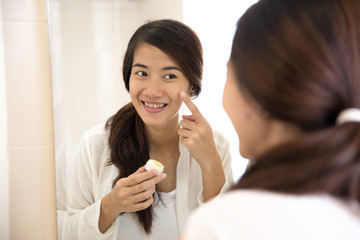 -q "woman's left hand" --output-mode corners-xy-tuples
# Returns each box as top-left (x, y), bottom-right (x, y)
(178, 91), (226, 201)
(178, 91), (221, 169)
